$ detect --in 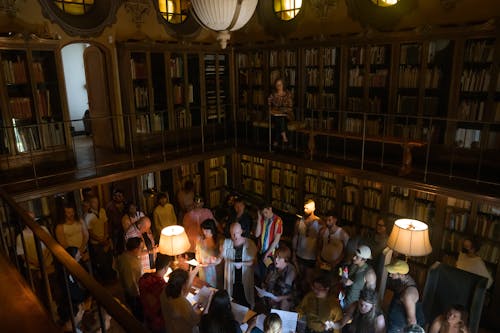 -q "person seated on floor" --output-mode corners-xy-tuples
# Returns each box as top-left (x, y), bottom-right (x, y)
(139, 254), (171, 333)
(160, 267), (201, 333)
(116, 237), (144, 320)
(340, 287), (386, 333)
(259, 244), (296, 311)
(429, 304), (470, 333)
(296, 274), (343, 333)
(200, 289), (242, 333)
